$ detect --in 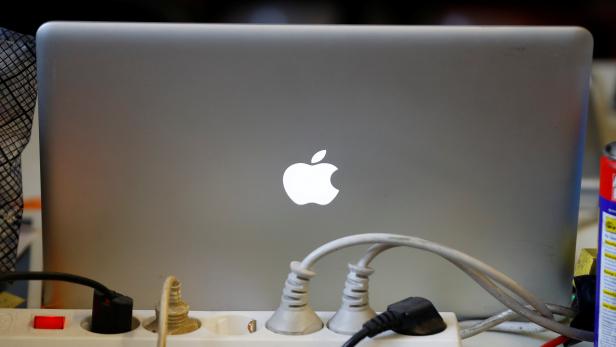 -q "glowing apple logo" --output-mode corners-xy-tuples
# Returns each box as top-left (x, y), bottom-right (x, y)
(283, 150), (339, 205)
